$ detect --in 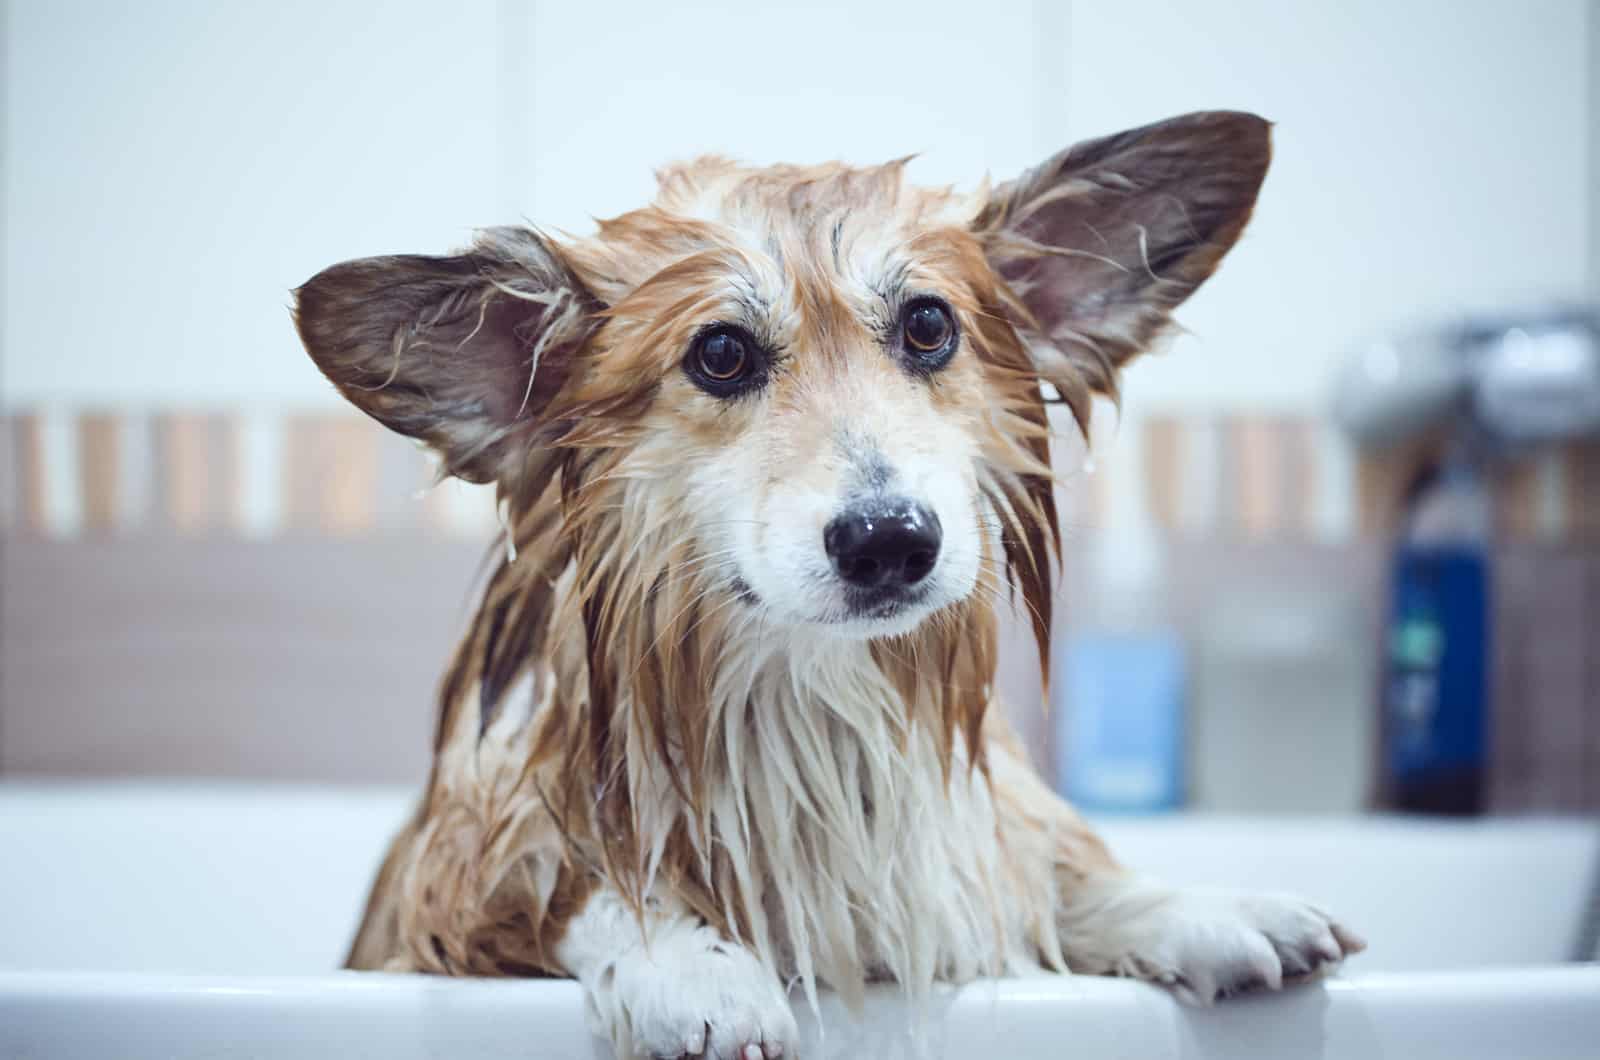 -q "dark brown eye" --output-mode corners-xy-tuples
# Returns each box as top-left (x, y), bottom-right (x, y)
(687, 325), (766, 397)
(904, 304), (952, 351)
(697, 330), (747, 380)
(900, 298), (957, 372)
